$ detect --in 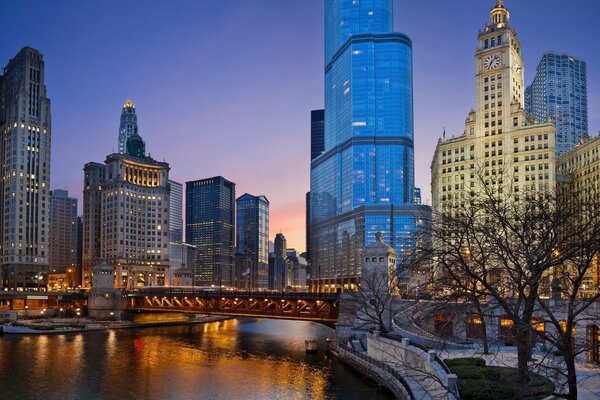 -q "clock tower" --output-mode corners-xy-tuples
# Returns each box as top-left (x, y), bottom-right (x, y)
(475, 0), (524, 138)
